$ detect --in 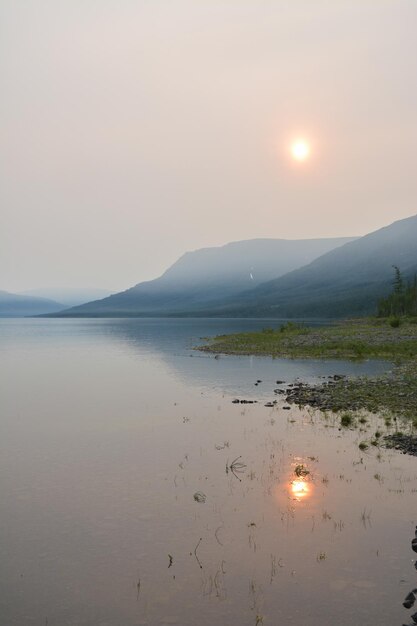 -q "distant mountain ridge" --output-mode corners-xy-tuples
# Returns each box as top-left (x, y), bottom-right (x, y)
(35, 214), (417, 319)
(201, 214), (417, 318)
(0, 290), (64, 317)
(20, 287), (114, 308)
(51, 237), (356, 317)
